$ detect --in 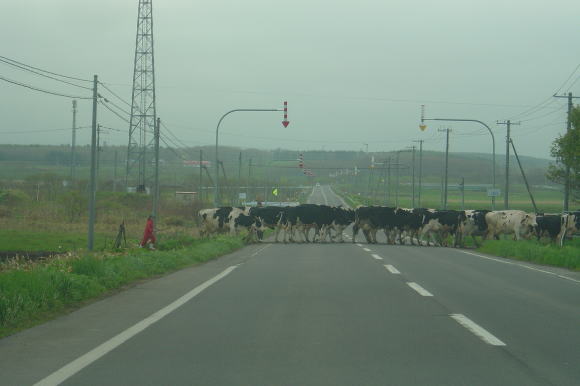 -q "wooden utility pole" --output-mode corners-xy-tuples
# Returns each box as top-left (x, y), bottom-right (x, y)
(70, 99), (77, 182)
(553, 92), (579, 211)
(438, 129), (451, 209)
(497, 120), (520, 209)
(413, 140), (424, 207)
